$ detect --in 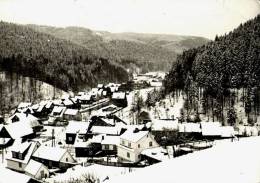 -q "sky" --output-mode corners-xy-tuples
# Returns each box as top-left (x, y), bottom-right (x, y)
(0, 0), (260, 39)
